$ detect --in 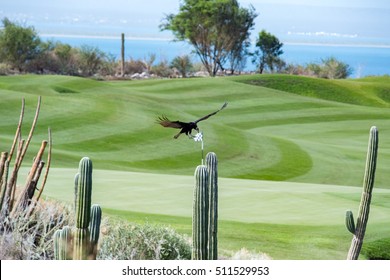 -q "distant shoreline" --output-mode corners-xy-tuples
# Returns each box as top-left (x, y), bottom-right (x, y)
(284, 42), (390, 49)
(40, 33), (390, 49)
(40, 33), (173, 41)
